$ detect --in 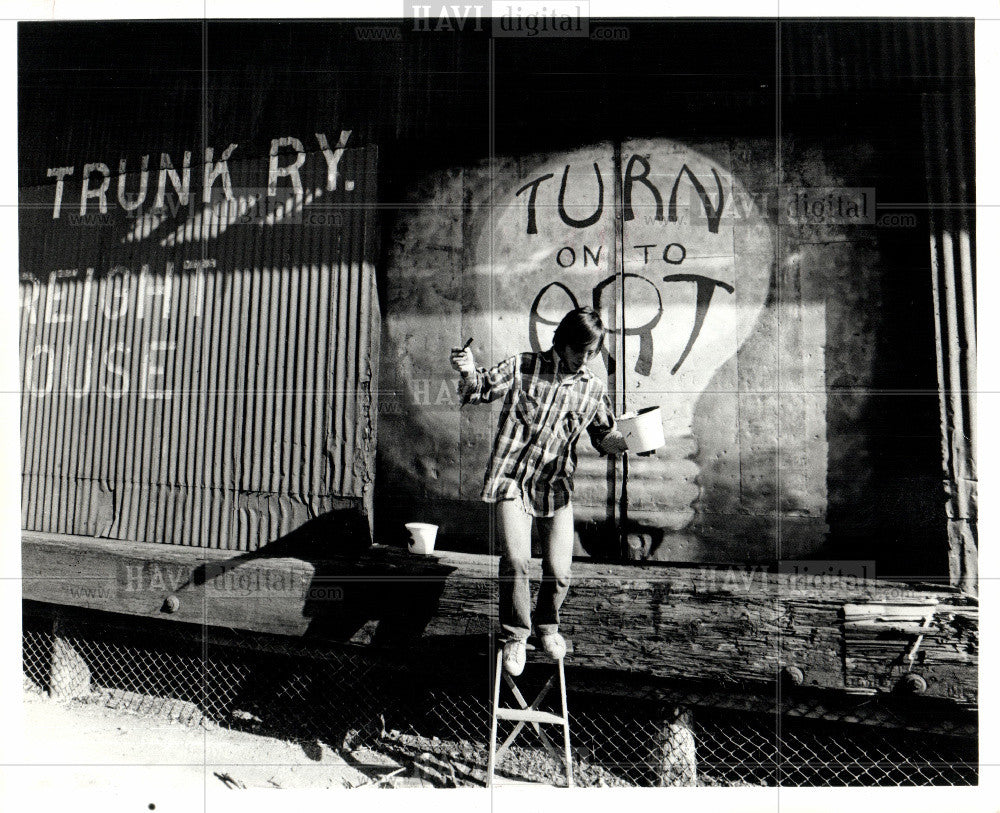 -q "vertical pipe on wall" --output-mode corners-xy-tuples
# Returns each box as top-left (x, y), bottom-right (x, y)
(611, 140), (626, 558)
